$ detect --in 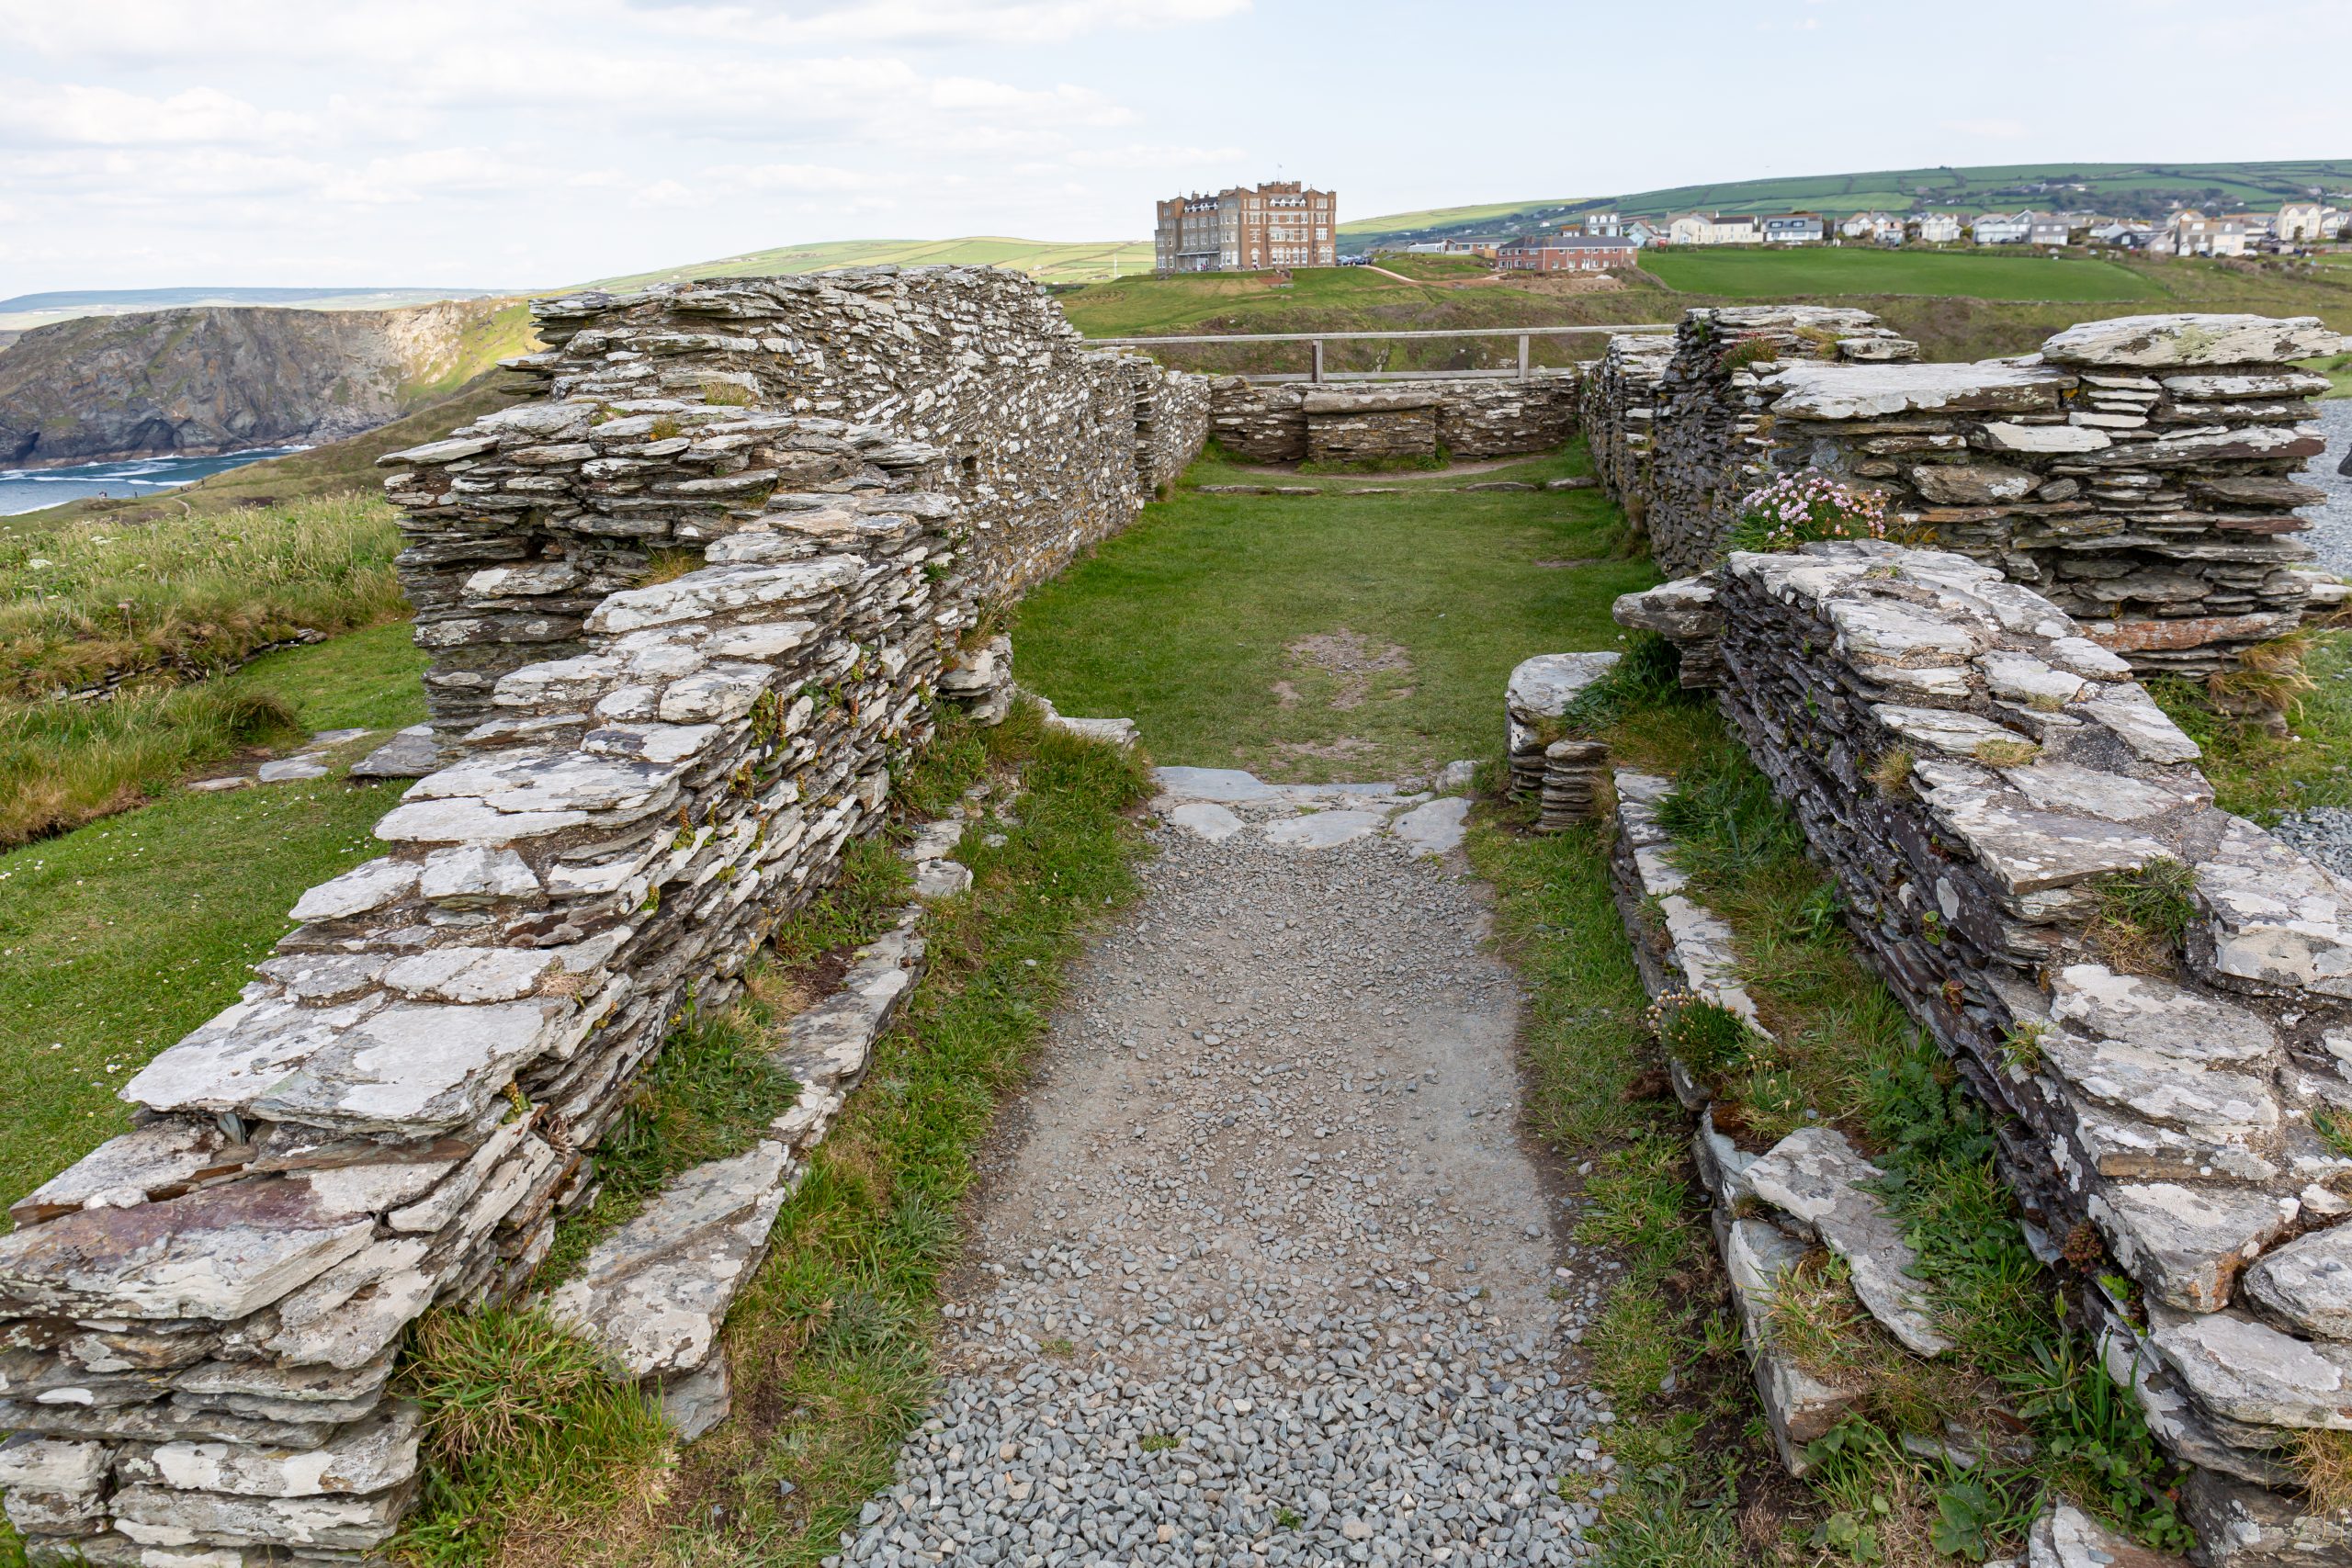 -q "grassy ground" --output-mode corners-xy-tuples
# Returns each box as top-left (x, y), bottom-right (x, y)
(1013, 445), (1654, 782)
(2149, 629), (2352, 823)
(0, 623), (427, 1215)
(1638, 247), (2154, 302)
(589, 237), (1155, 293)
(0, 491), (407, 699)
(390, 703), (1156, 1566)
